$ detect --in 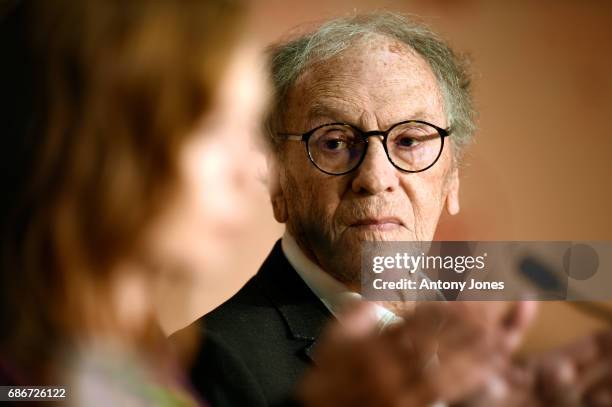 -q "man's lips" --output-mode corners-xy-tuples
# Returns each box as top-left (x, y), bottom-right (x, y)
(349, 217), (403, 231)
